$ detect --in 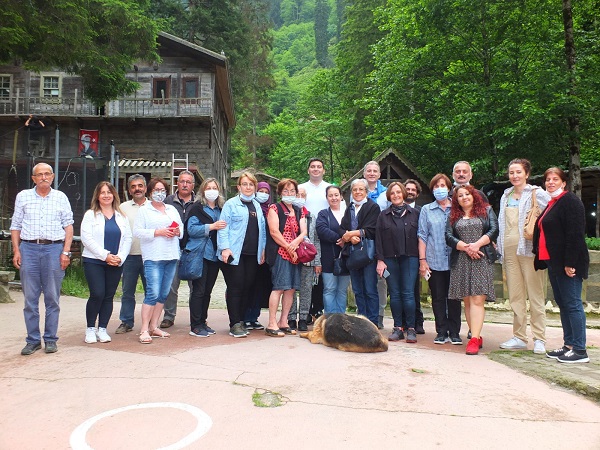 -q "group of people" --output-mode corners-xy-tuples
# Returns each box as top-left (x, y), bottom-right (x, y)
(10, 158), (590, 363)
